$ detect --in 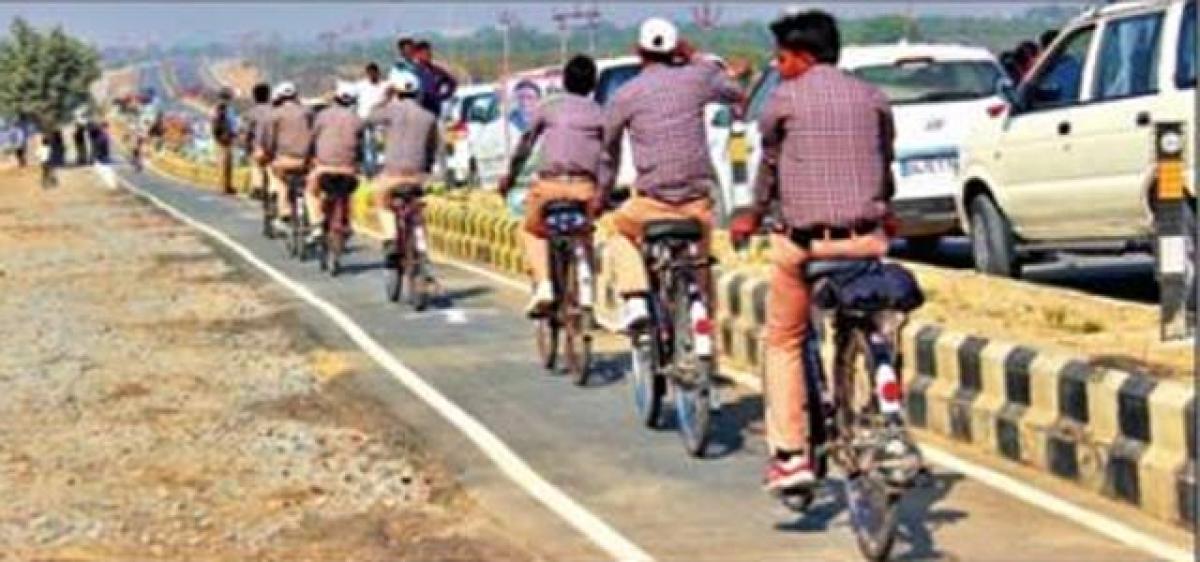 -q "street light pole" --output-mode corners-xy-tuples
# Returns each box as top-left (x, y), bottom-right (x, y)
(498, 10), (516, 166)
